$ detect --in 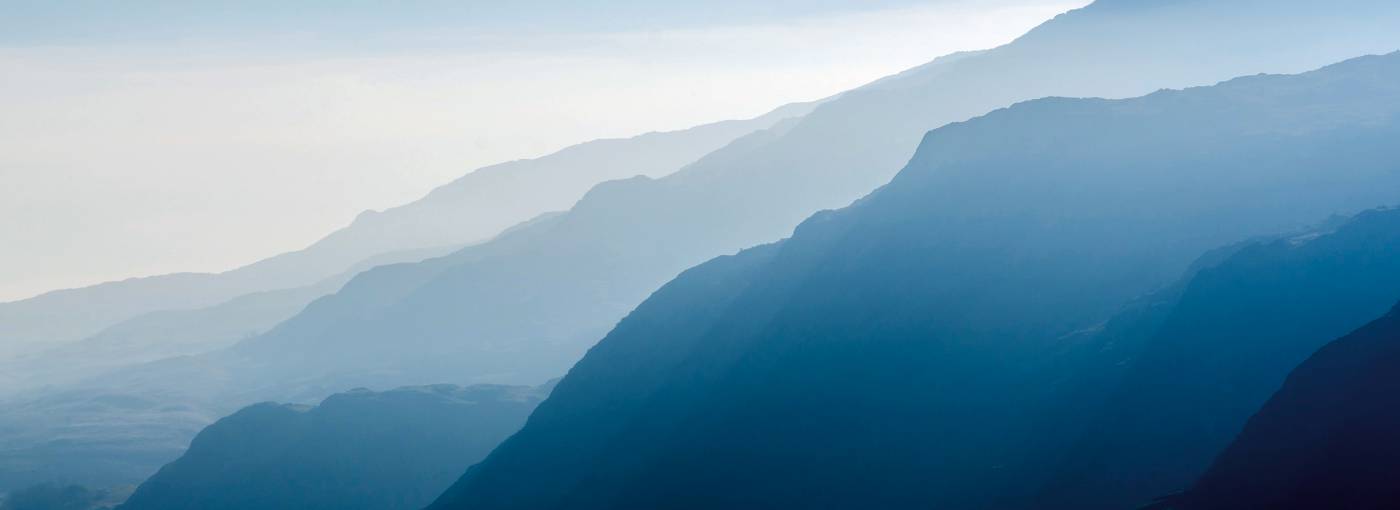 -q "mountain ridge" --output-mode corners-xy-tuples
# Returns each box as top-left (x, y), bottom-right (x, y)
(15, 0), (1400, 490)
(218, 0), (1400, 395)
(427, 51), (1400, 510)
(0, 102), (815, 355)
